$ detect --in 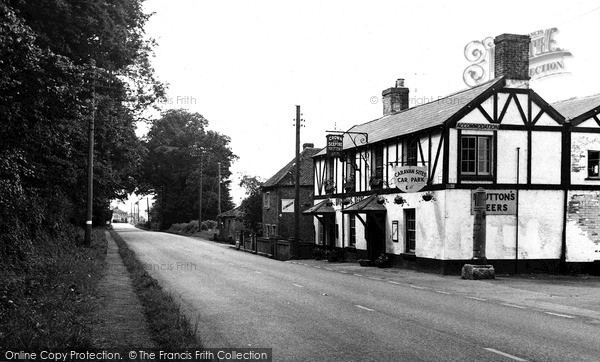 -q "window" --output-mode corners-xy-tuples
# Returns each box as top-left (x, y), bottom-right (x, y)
(373, 147), (384, 179)
(345, 151), (356, 192)
(588, 150), (600, 178)
(263, 192), (270, 209)
(460, 135), (492, 177)
(348, 214), (356, 247)
(370, 147), (384, 190)
(406, 140), (417, 166)
(326, 158), (335, 180)
(317, 221), (323, 245)
(325, 158), (335, 194)
(405, 209), (416, 253)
